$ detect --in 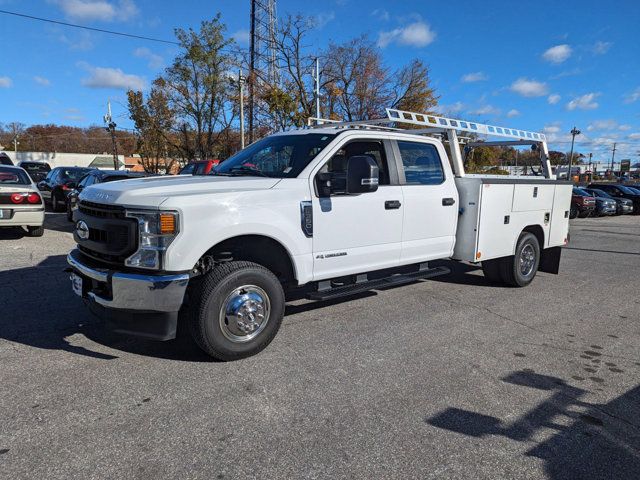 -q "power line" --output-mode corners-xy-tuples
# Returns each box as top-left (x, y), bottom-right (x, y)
(0, 9), (179, 45)
(0, 9), (249, 57)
